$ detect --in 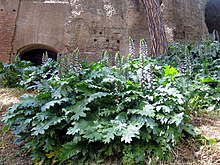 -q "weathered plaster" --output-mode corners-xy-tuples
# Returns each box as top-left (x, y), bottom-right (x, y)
(0, 0), (210, 63)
